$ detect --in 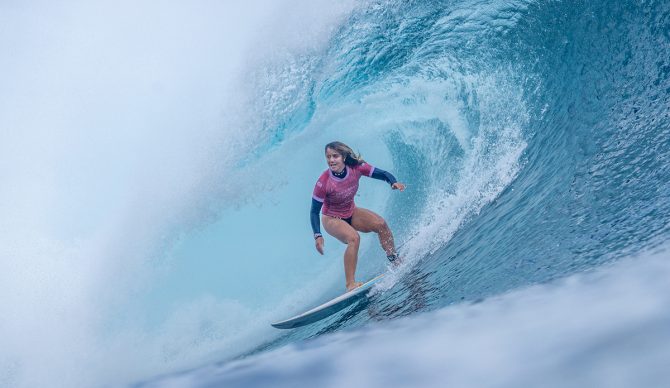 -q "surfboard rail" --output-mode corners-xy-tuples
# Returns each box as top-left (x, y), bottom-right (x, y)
(271, 274), (384, 329)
